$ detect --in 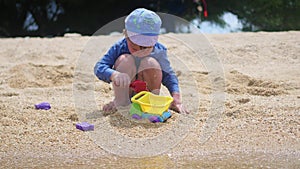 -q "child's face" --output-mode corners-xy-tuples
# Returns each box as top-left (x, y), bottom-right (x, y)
(126, 37), (153, 57)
